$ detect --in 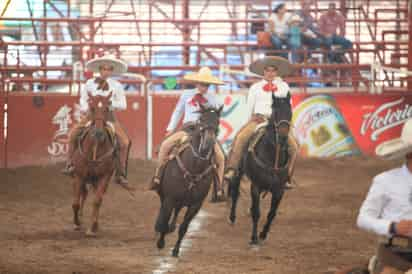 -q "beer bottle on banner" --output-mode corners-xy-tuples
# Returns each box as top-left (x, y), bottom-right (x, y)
(292, 94), (360, 157)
